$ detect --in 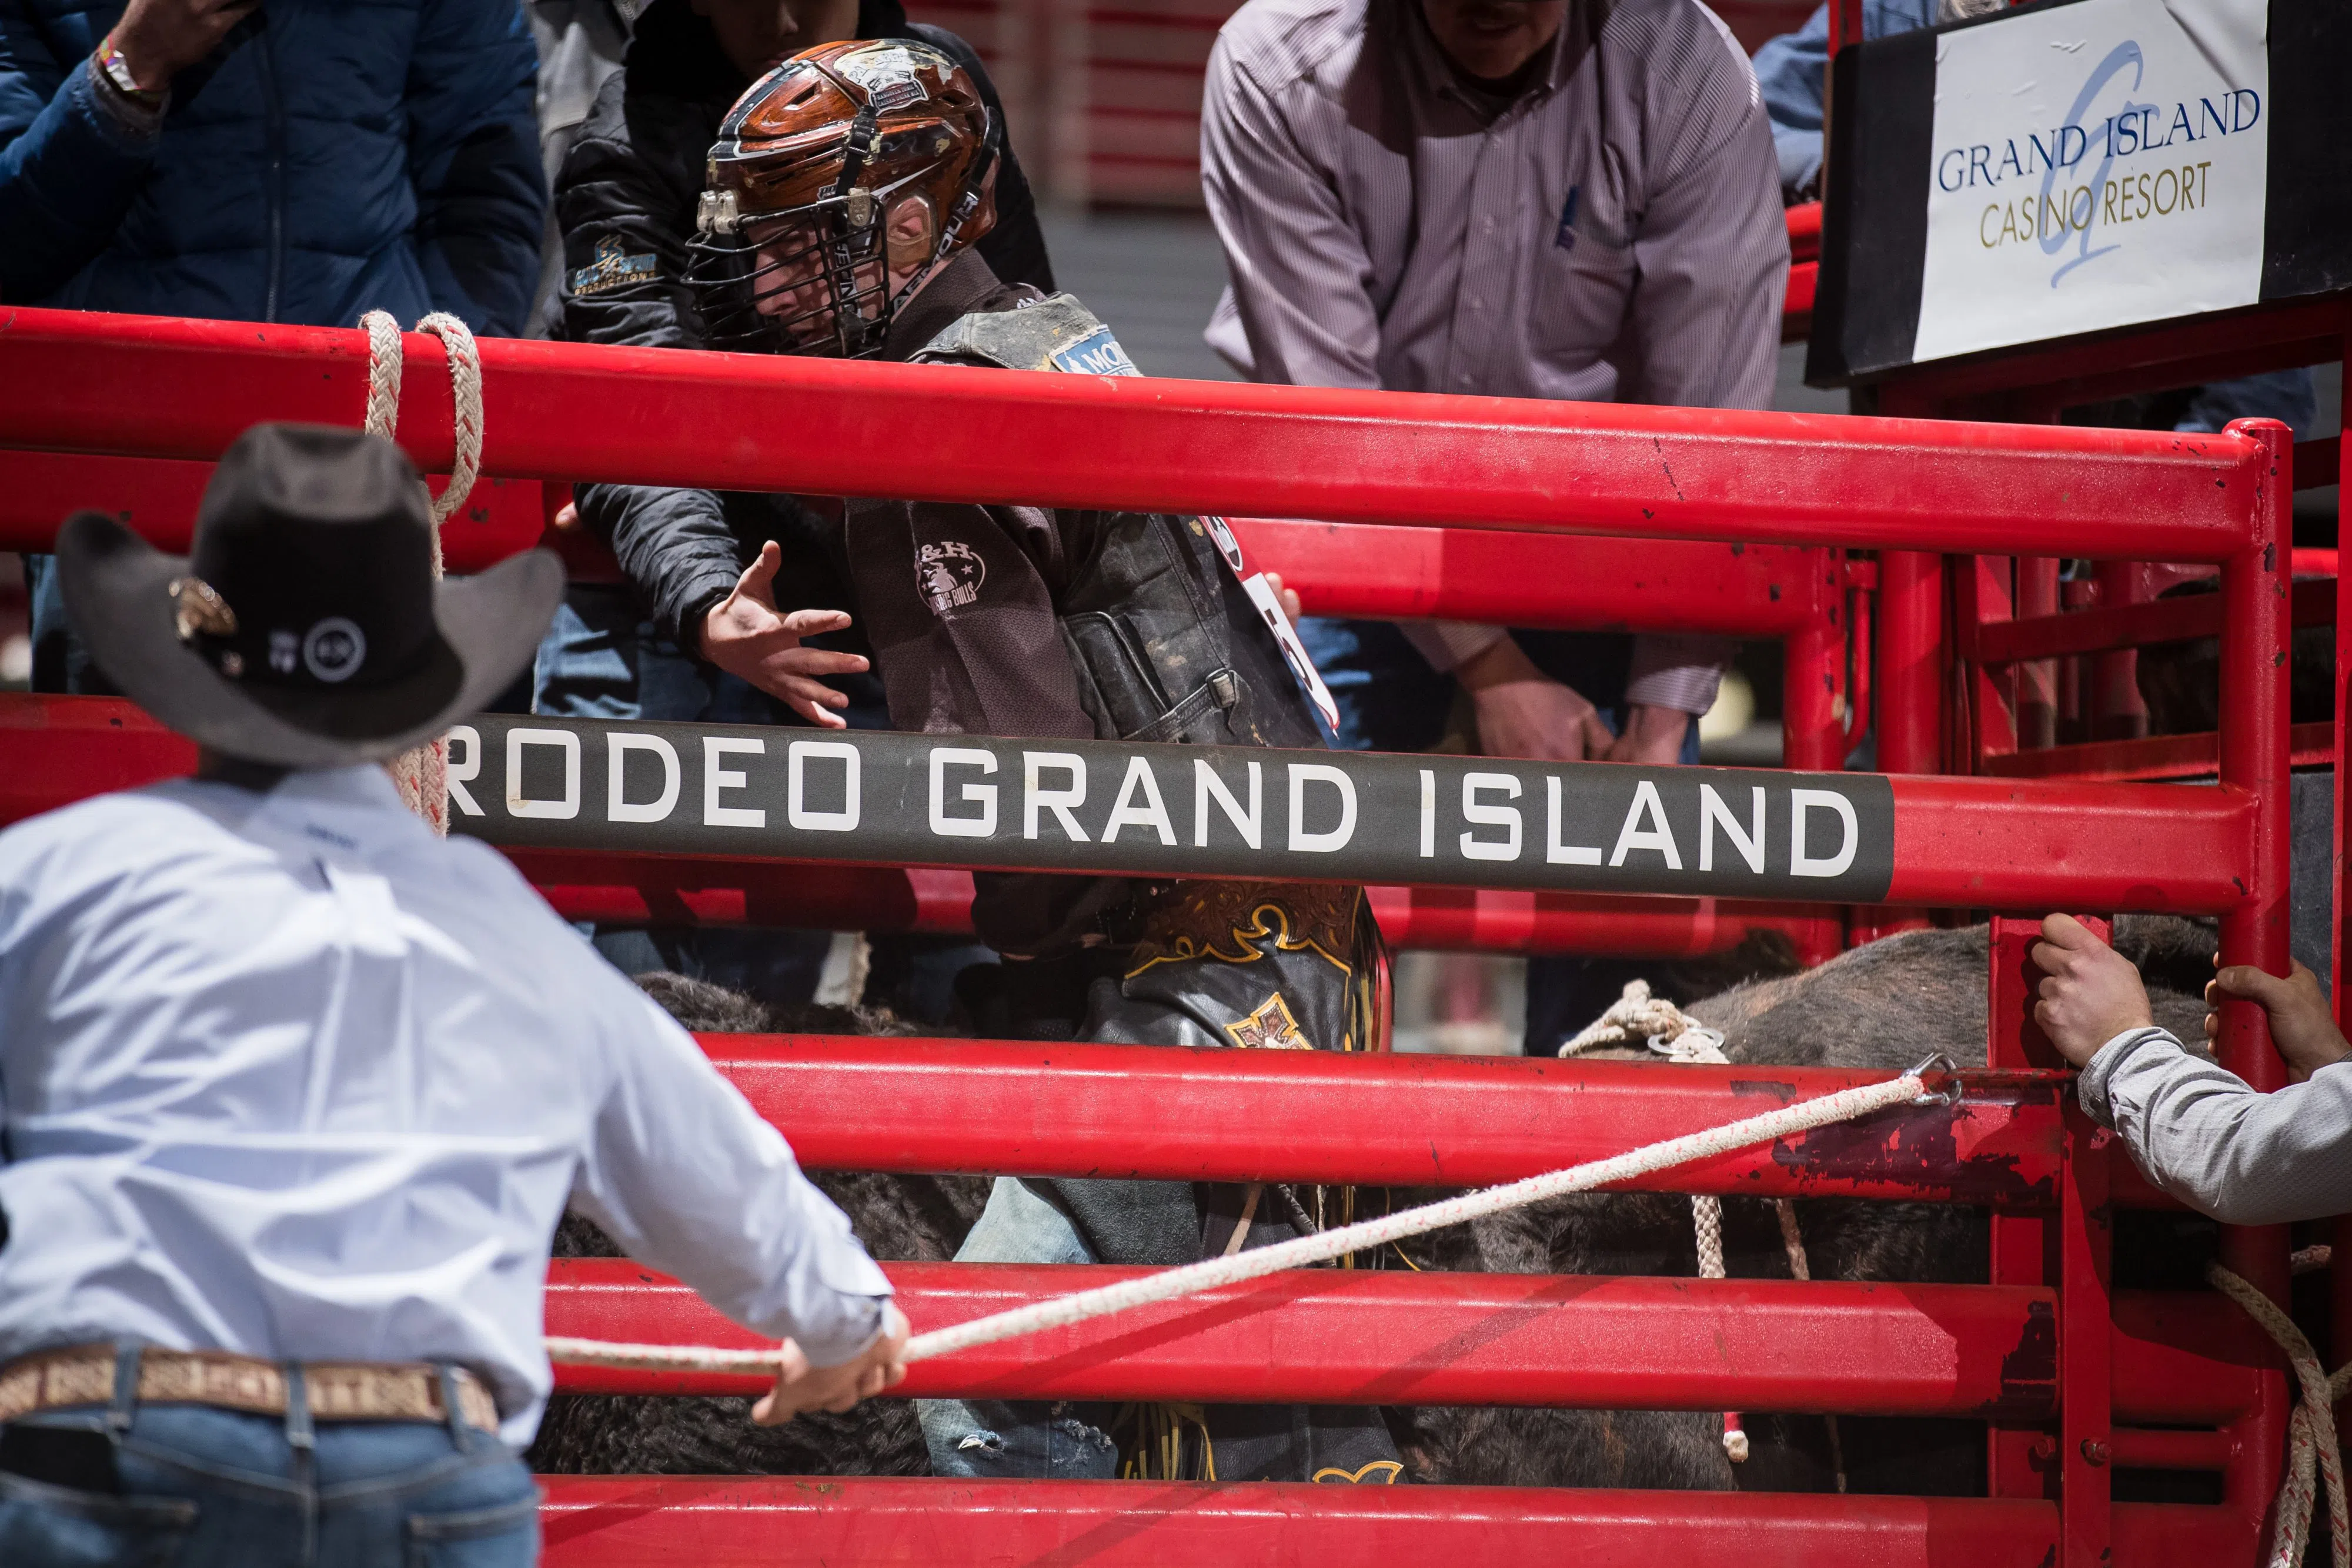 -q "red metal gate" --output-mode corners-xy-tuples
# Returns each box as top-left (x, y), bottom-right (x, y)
(0, 306), (2303, 1565)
